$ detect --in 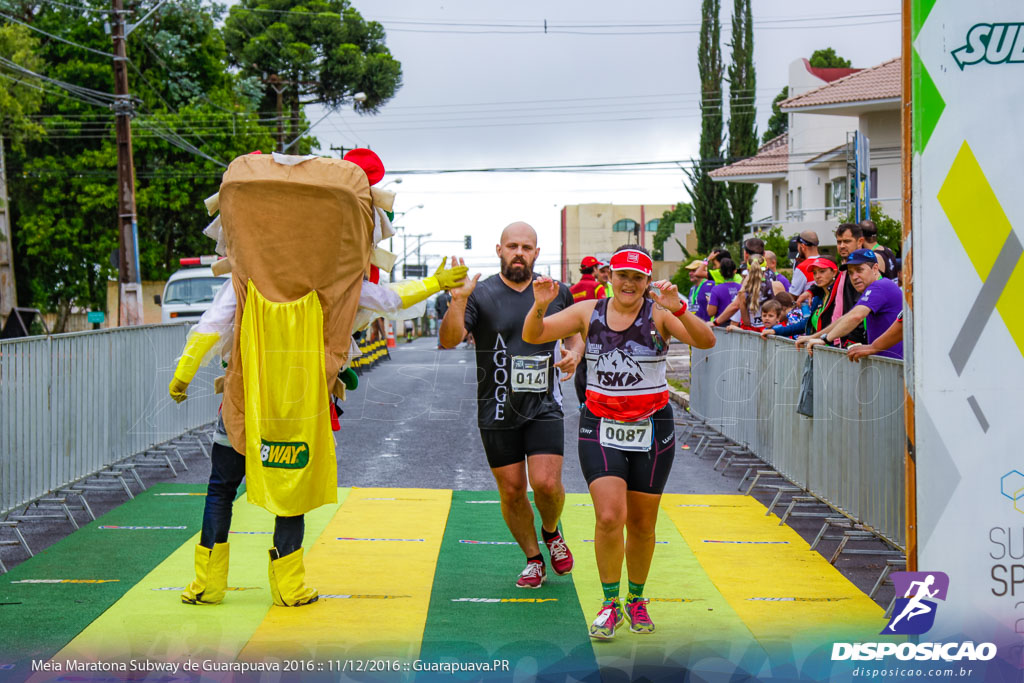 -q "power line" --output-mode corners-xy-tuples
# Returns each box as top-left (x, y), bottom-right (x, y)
(0, 10), (116, 58)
